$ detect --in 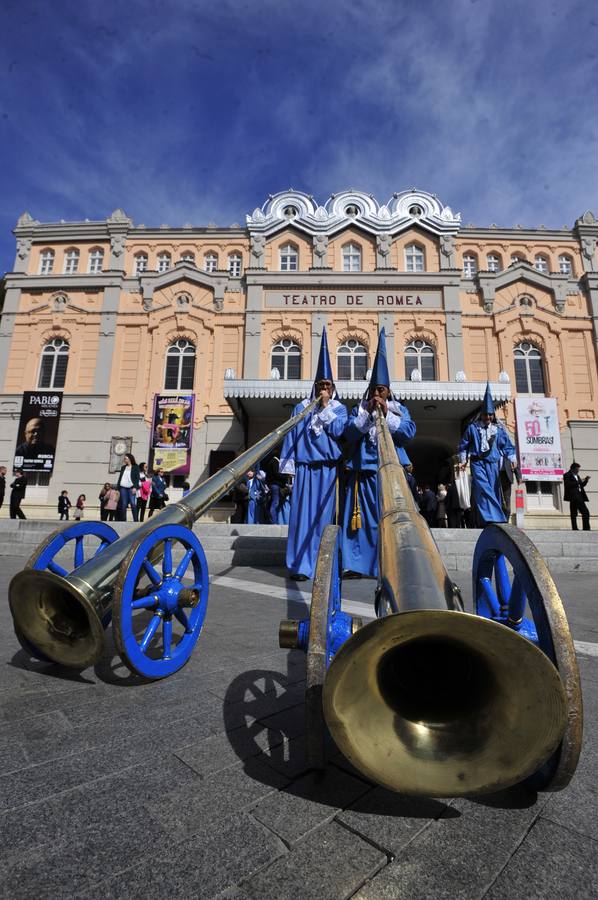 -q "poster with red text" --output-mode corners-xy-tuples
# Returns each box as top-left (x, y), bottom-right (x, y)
(515, 397), (564, 481)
